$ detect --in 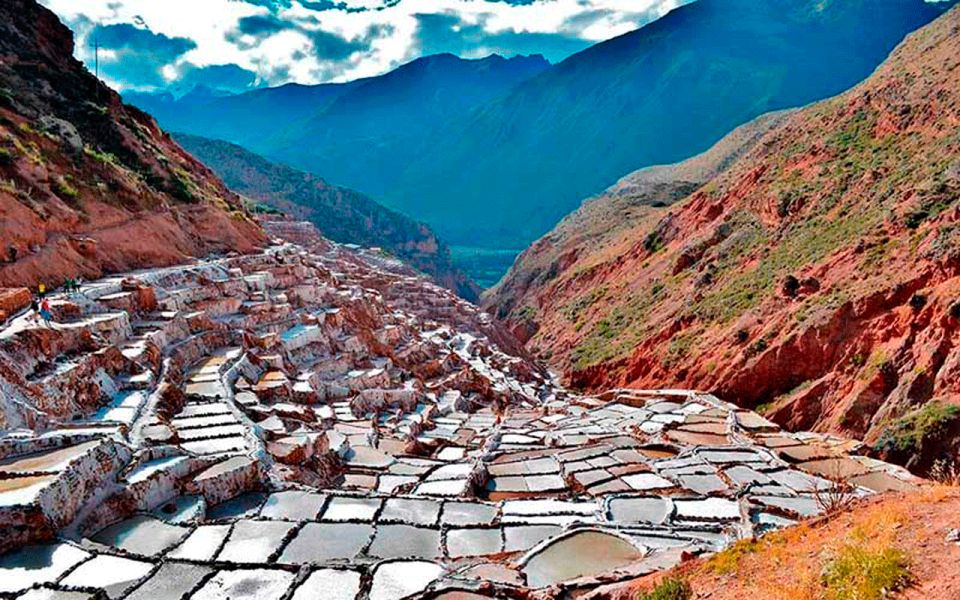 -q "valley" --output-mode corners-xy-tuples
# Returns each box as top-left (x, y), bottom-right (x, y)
(126, 0), (952, 267)
(0, 0), (959, 597)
